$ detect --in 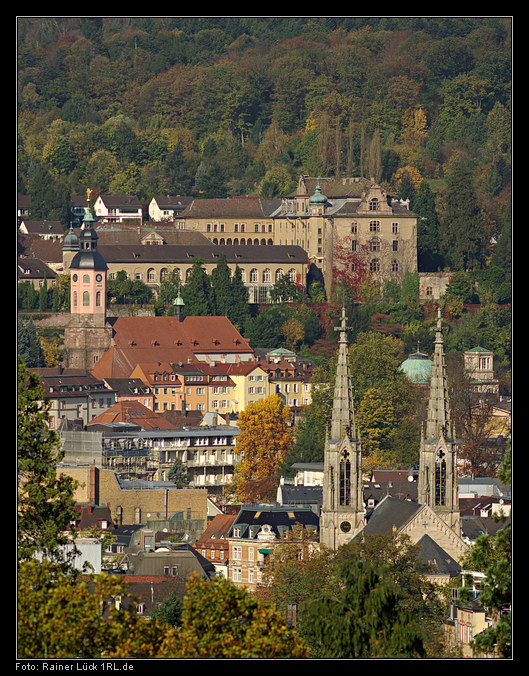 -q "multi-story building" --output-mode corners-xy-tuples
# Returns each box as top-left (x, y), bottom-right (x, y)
(192, 513), (237, 579)
(226, 504), (320, 592)
(92, 422), (241, 498)
(177, 176), (418, 295)
(274, 176), (418, 293)
(30, 366), (117, 429)
(94, 194), (143, 225)
(97, 242), (308, 304)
